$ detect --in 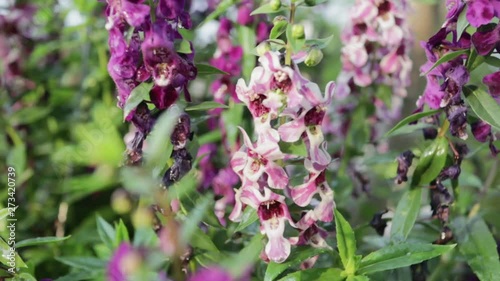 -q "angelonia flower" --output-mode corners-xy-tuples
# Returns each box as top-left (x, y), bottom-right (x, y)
(229, 51), (335, 263)
(104, 0), (196, 121)
(0, 3), (37, 94)
(418, 0), (499, 150)
(107, 242), (237, 281)
(336, 0), (413, 124)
